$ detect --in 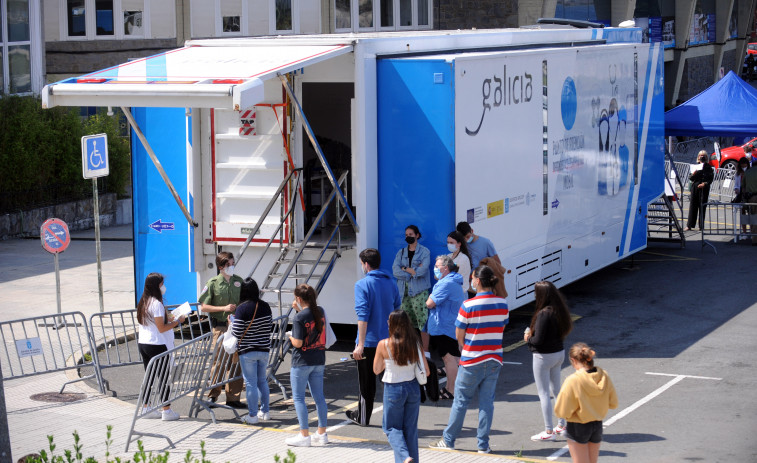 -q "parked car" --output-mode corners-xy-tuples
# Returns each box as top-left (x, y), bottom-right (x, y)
(748, 43), (757, 55)
(710, 137), (757, 170)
